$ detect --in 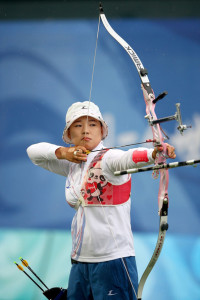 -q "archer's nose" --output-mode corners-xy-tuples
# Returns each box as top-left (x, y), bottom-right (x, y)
(82, 123), (89, 134)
